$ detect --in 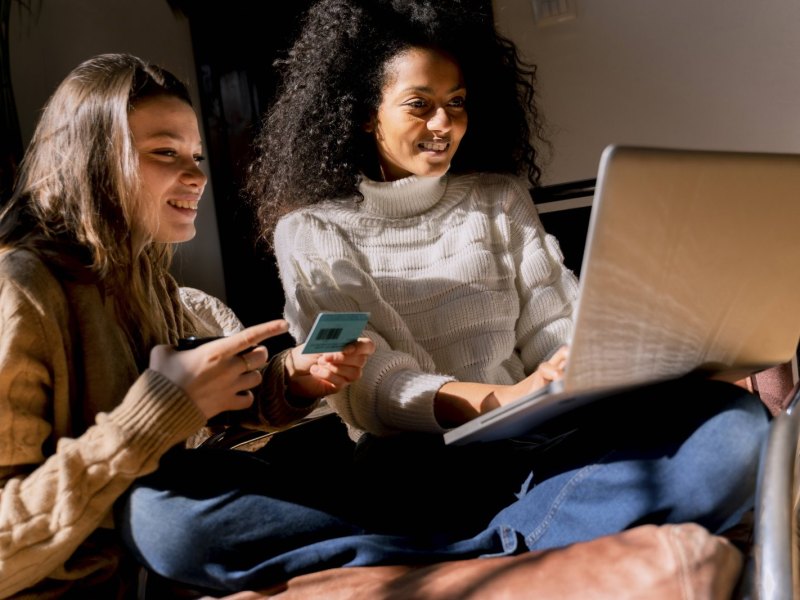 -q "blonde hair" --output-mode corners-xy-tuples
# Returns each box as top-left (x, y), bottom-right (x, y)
(0, 53), (195, 363)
